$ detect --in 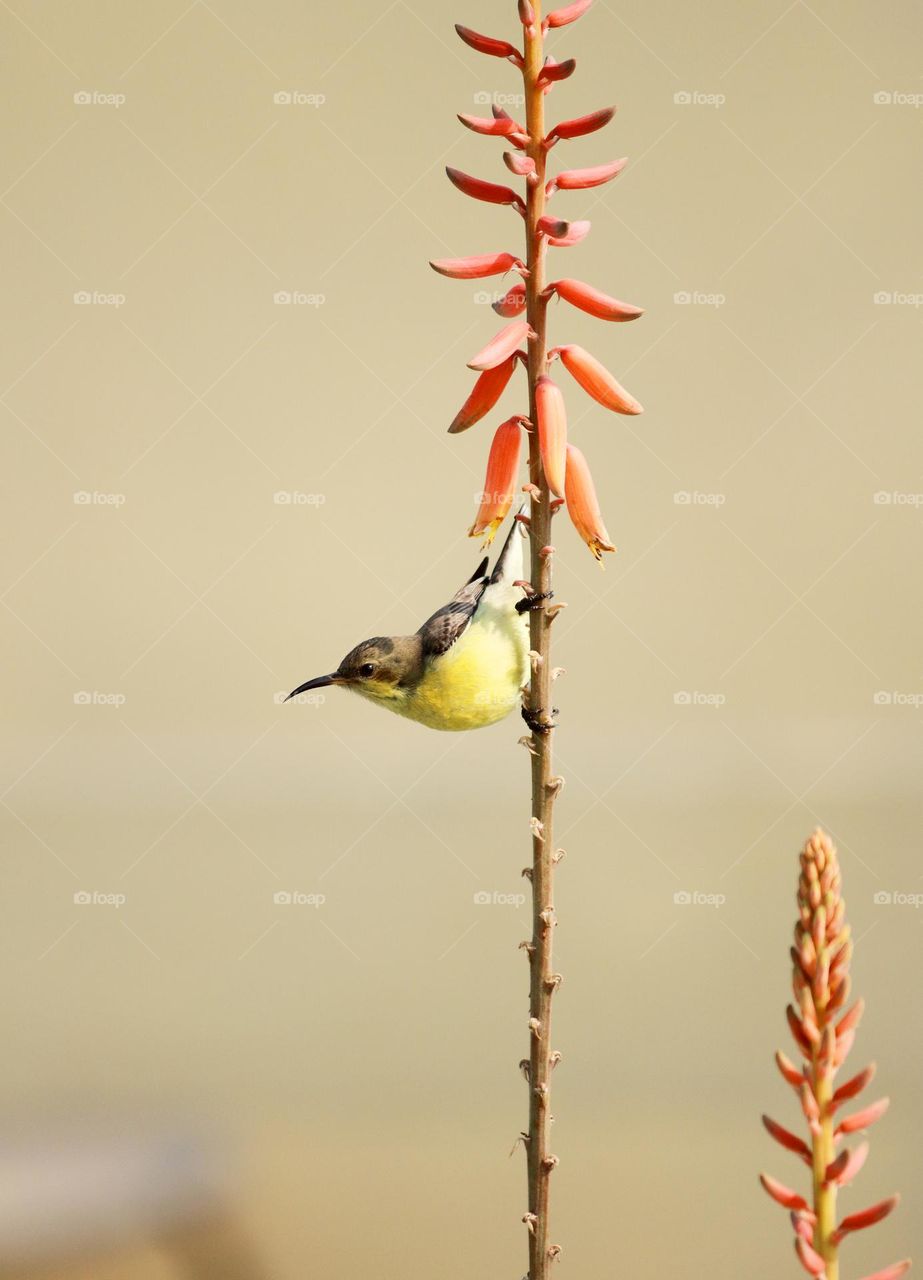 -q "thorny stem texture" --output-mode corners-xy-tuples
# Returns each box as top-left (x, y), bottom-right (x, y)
(522, 8), (559, 1278)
